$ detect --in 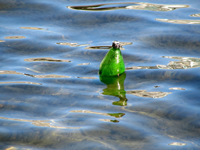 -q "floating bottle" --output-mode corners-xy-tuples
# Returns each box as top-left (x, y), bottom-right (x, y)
(99, 41), (125, 76)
